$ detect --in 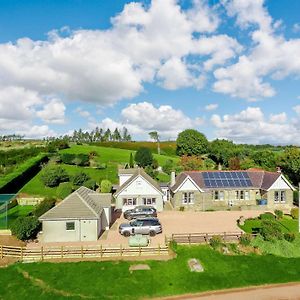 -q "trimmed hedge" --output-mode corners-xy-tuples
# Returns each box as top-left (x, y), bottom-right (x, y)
(11, 216), (40, 241)
(33, 198), (56, 218)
